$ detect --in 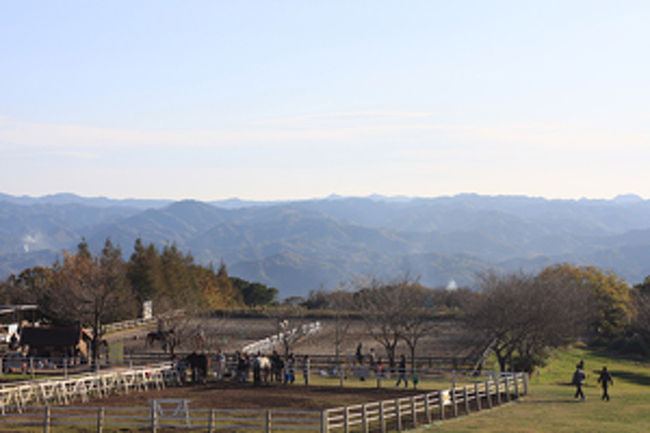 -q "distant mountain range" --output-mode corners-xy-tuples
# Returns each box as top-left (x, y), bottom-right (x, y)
(2, 192), (650, 298)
